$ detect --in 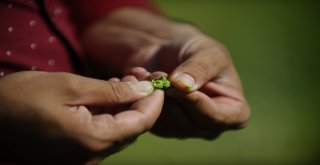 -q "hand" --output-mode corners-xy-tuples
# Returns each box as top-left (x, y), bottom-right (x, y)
(0, 71), (164, 164)
(81, 8), (250, 139)
(128, 35), (250, 139)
